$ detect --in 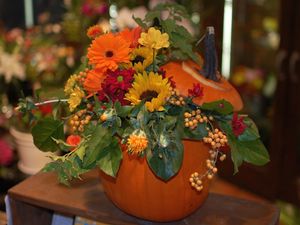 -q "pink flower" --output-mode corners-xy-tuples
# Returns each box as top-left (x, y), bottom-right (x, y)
(232, 113), (247, 137)
(0, 140), (13, 166)
(188, 83), (203, 98)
